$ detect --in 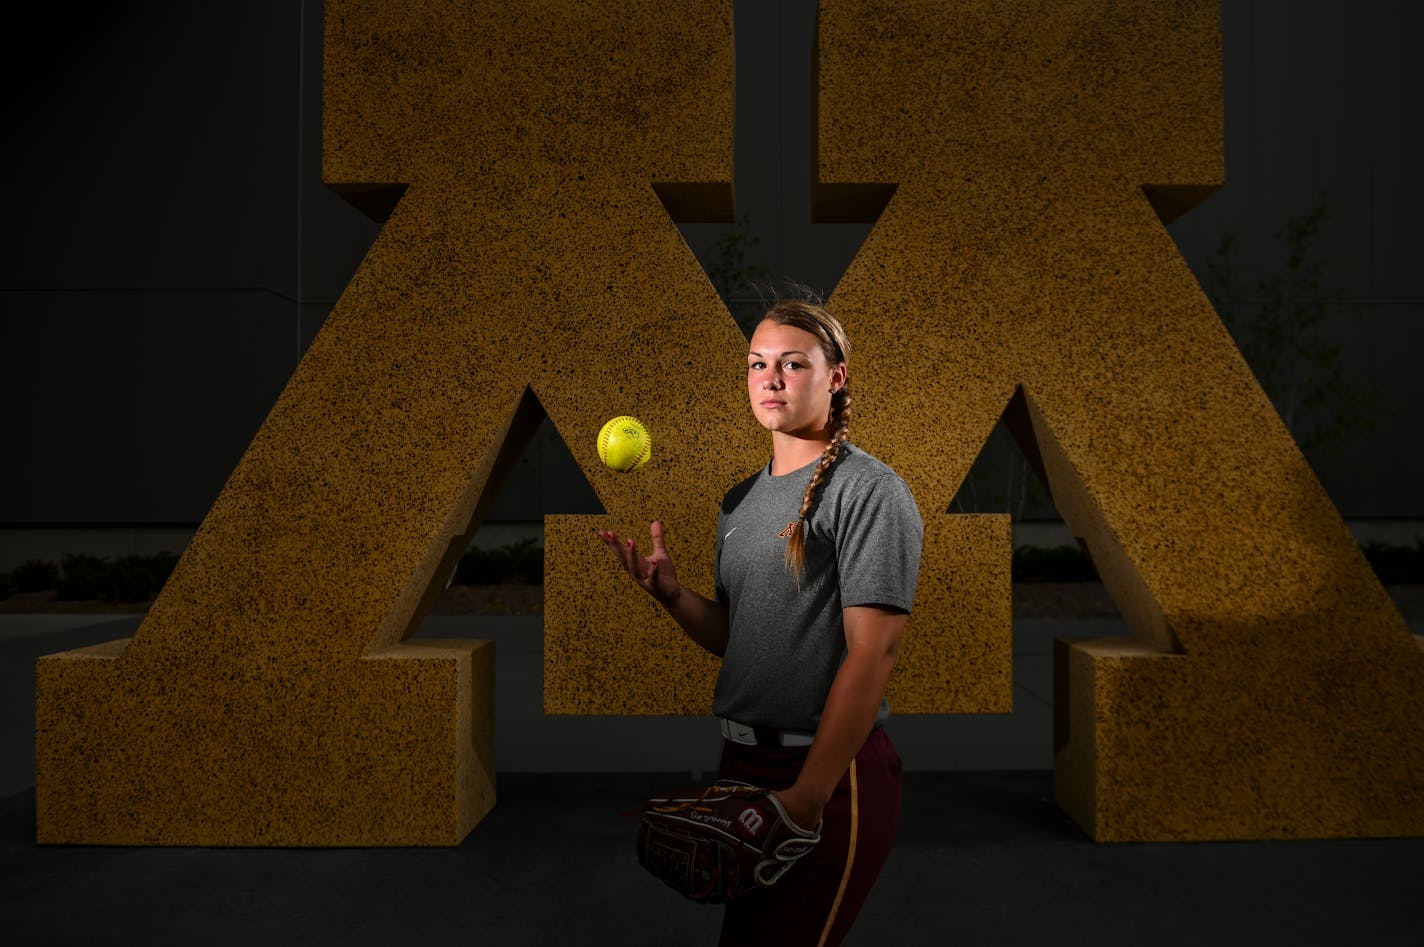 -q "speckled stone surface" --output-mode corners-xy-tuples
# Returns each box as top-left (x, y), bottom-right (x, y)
(818, 0), (1423, 840)
(37, 0), (1422, 846)
(35, 0), (748, 846)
